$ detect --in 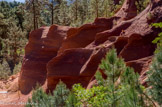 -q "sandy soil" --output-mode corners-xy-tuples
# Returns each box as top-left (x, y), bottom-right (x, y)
(0, 74), (31, 107)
